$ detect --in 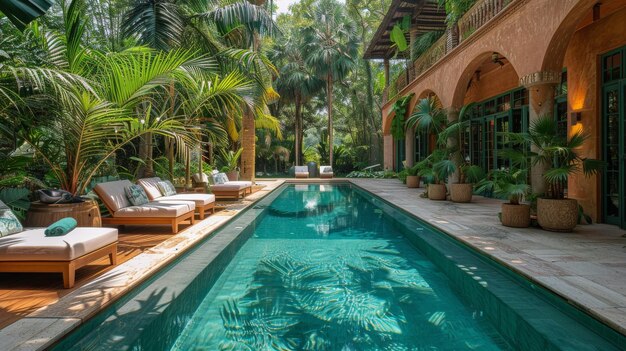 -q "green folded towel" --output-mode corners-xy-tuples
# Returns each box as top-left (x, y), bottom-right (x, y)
(45, 218), (77, 237)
